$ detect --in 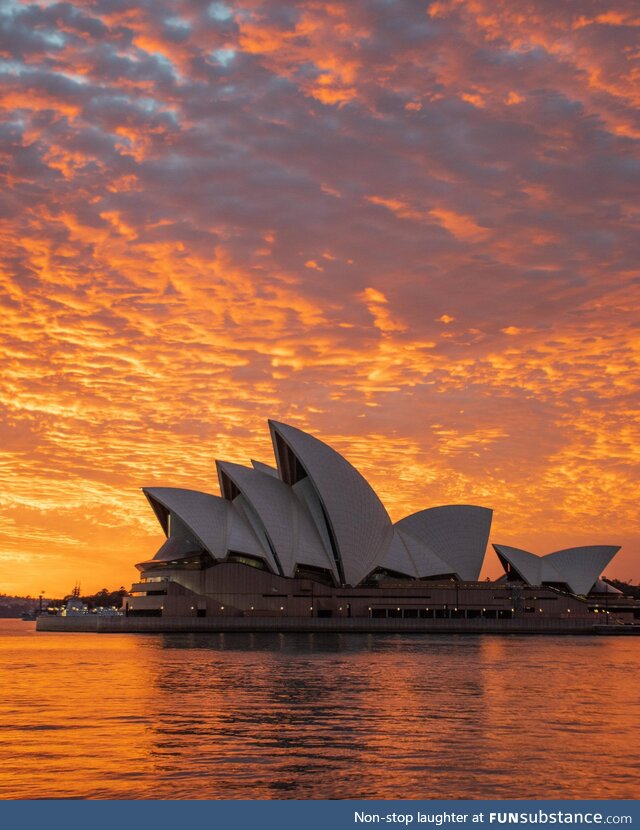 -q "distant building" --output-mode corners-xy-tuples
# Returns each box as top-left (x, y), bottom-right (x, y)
(125, 420), (637, 624)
